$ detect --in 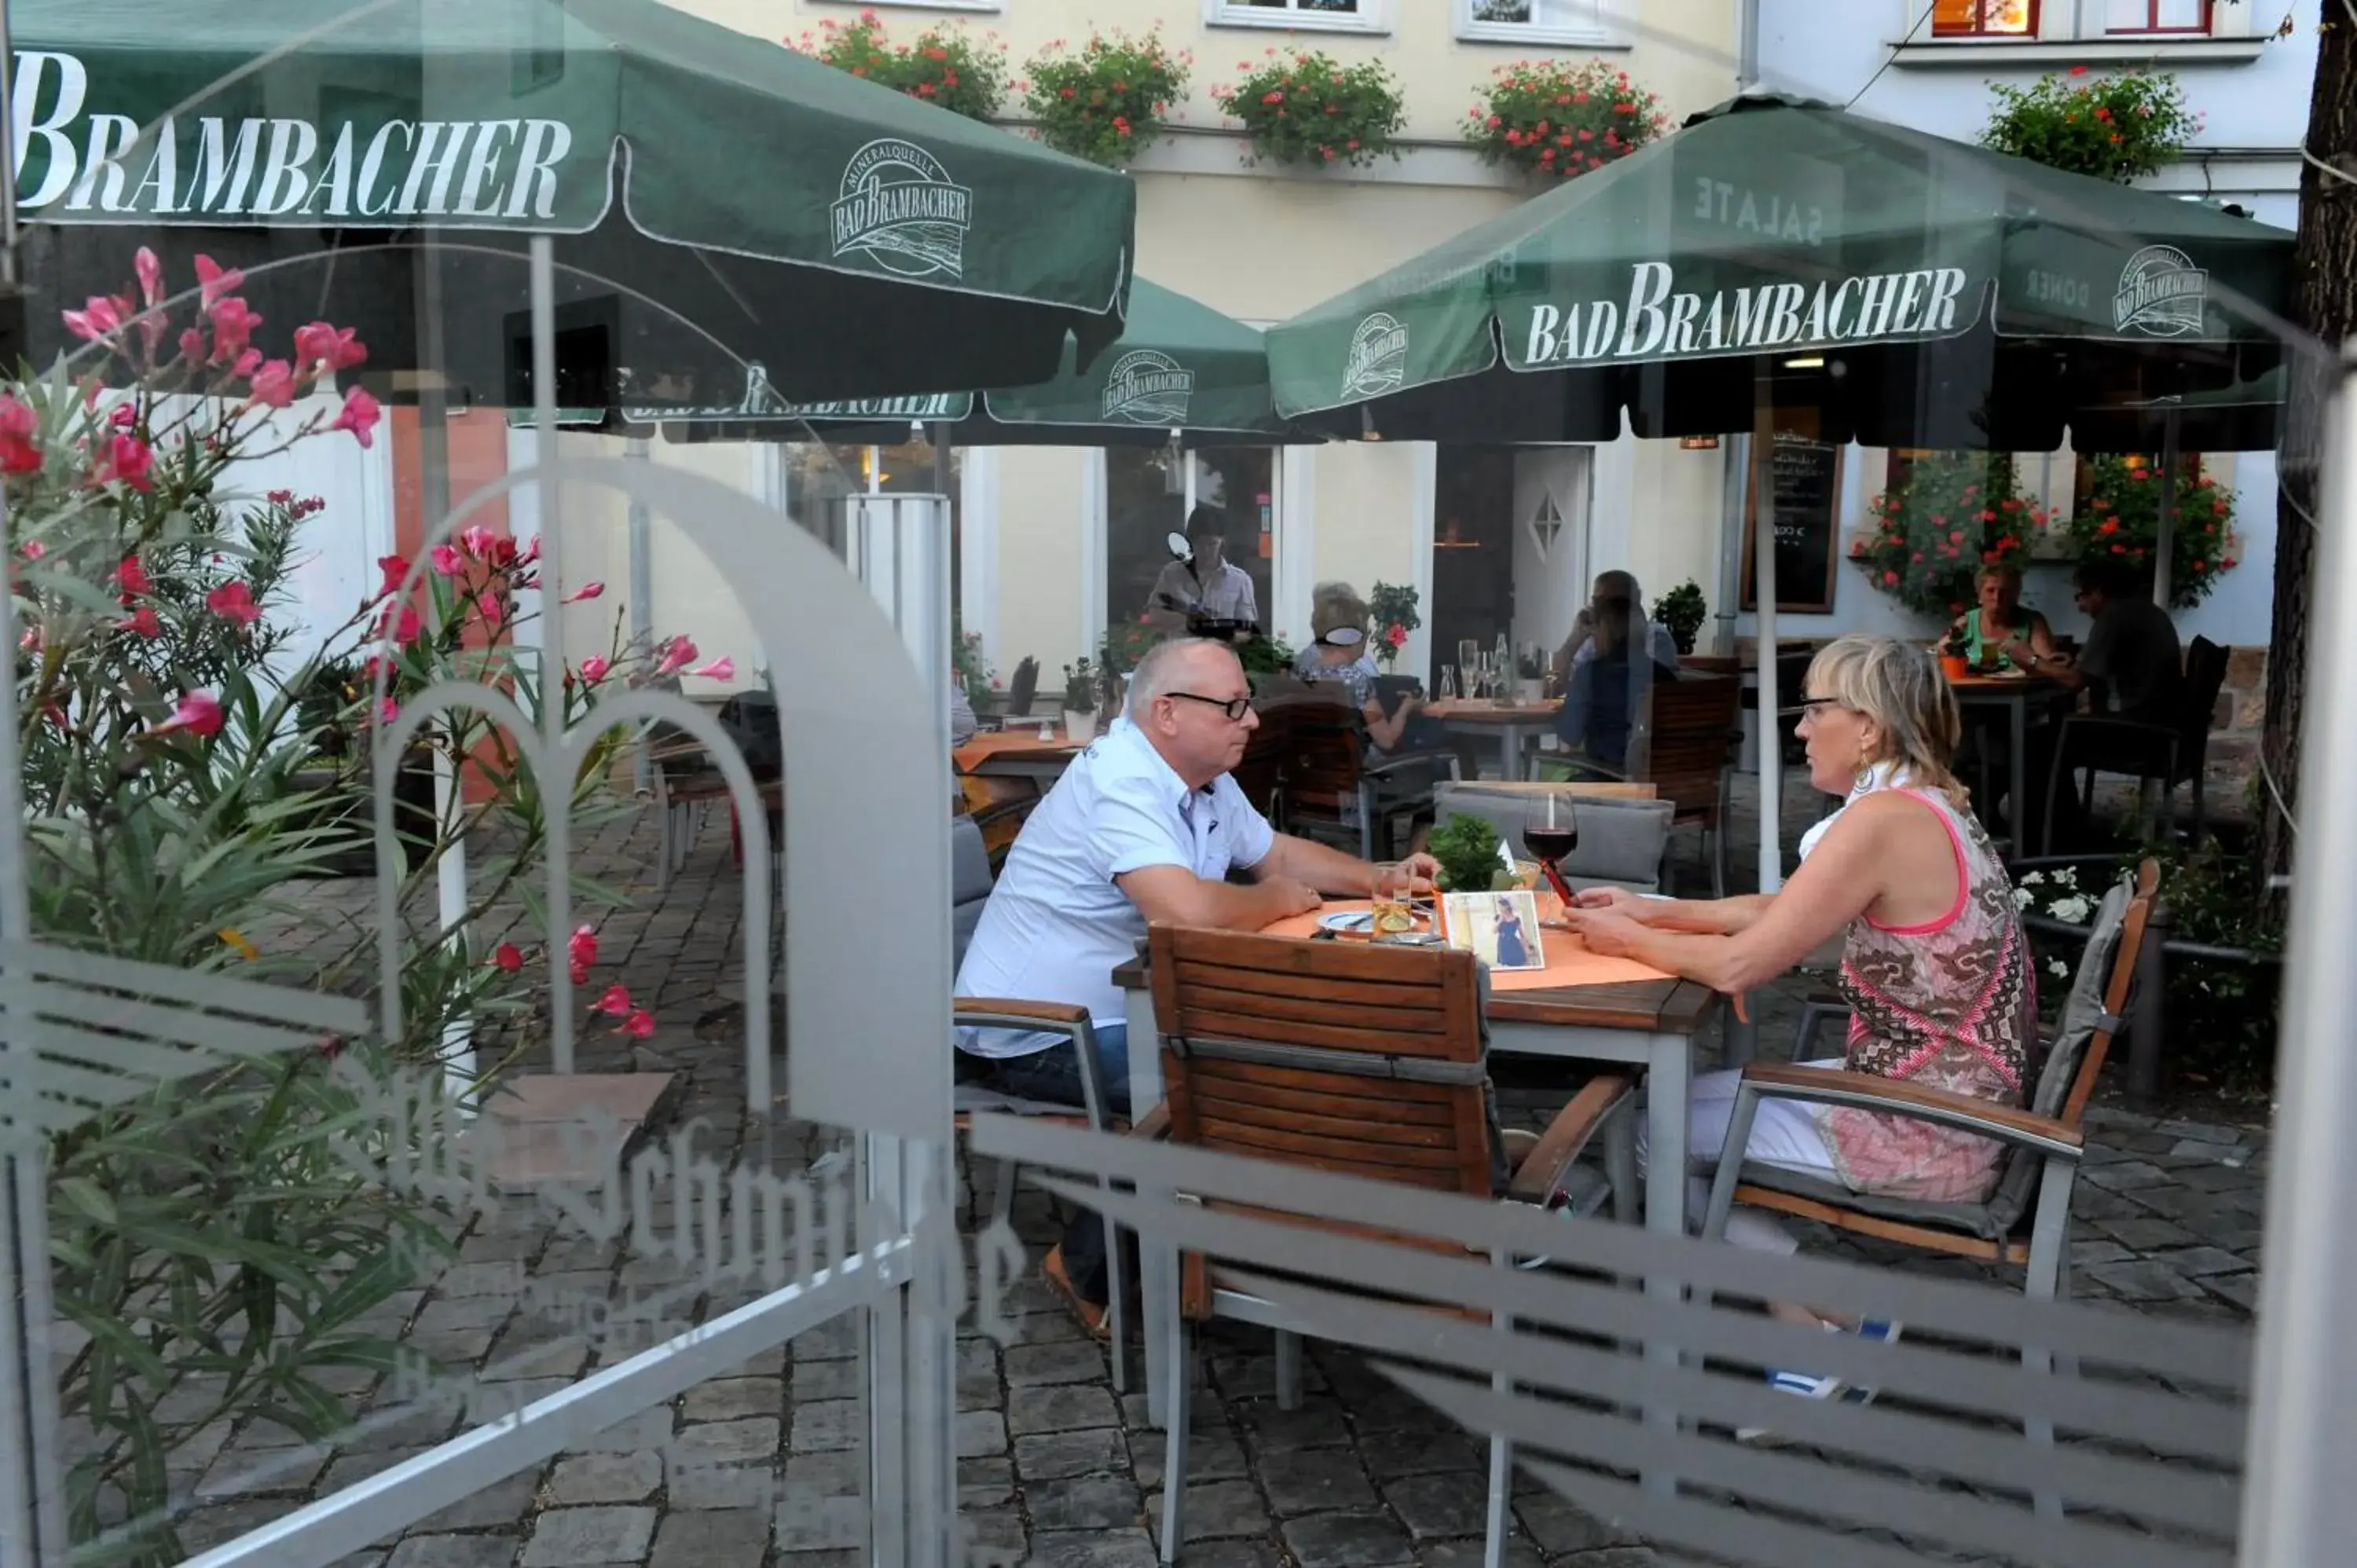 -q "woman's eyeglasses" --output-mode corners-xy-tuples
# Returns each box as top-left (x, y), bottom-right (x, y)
(1170, 692), (1253, 722)
(1794, 696), (1847, 714)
